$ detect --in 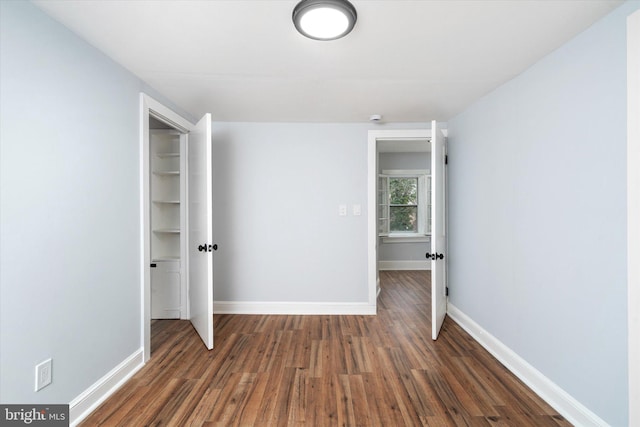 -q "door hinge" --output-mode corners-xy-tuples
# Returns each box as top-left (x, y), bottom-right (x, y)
(445, 155), (449, 165)
(446, 287), (449, 296)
